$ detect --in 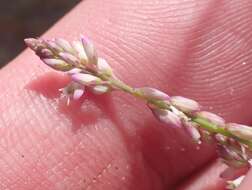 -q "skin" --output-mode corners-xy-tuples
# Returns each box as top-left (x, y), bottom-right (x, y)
(0, 0), (252, 189)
